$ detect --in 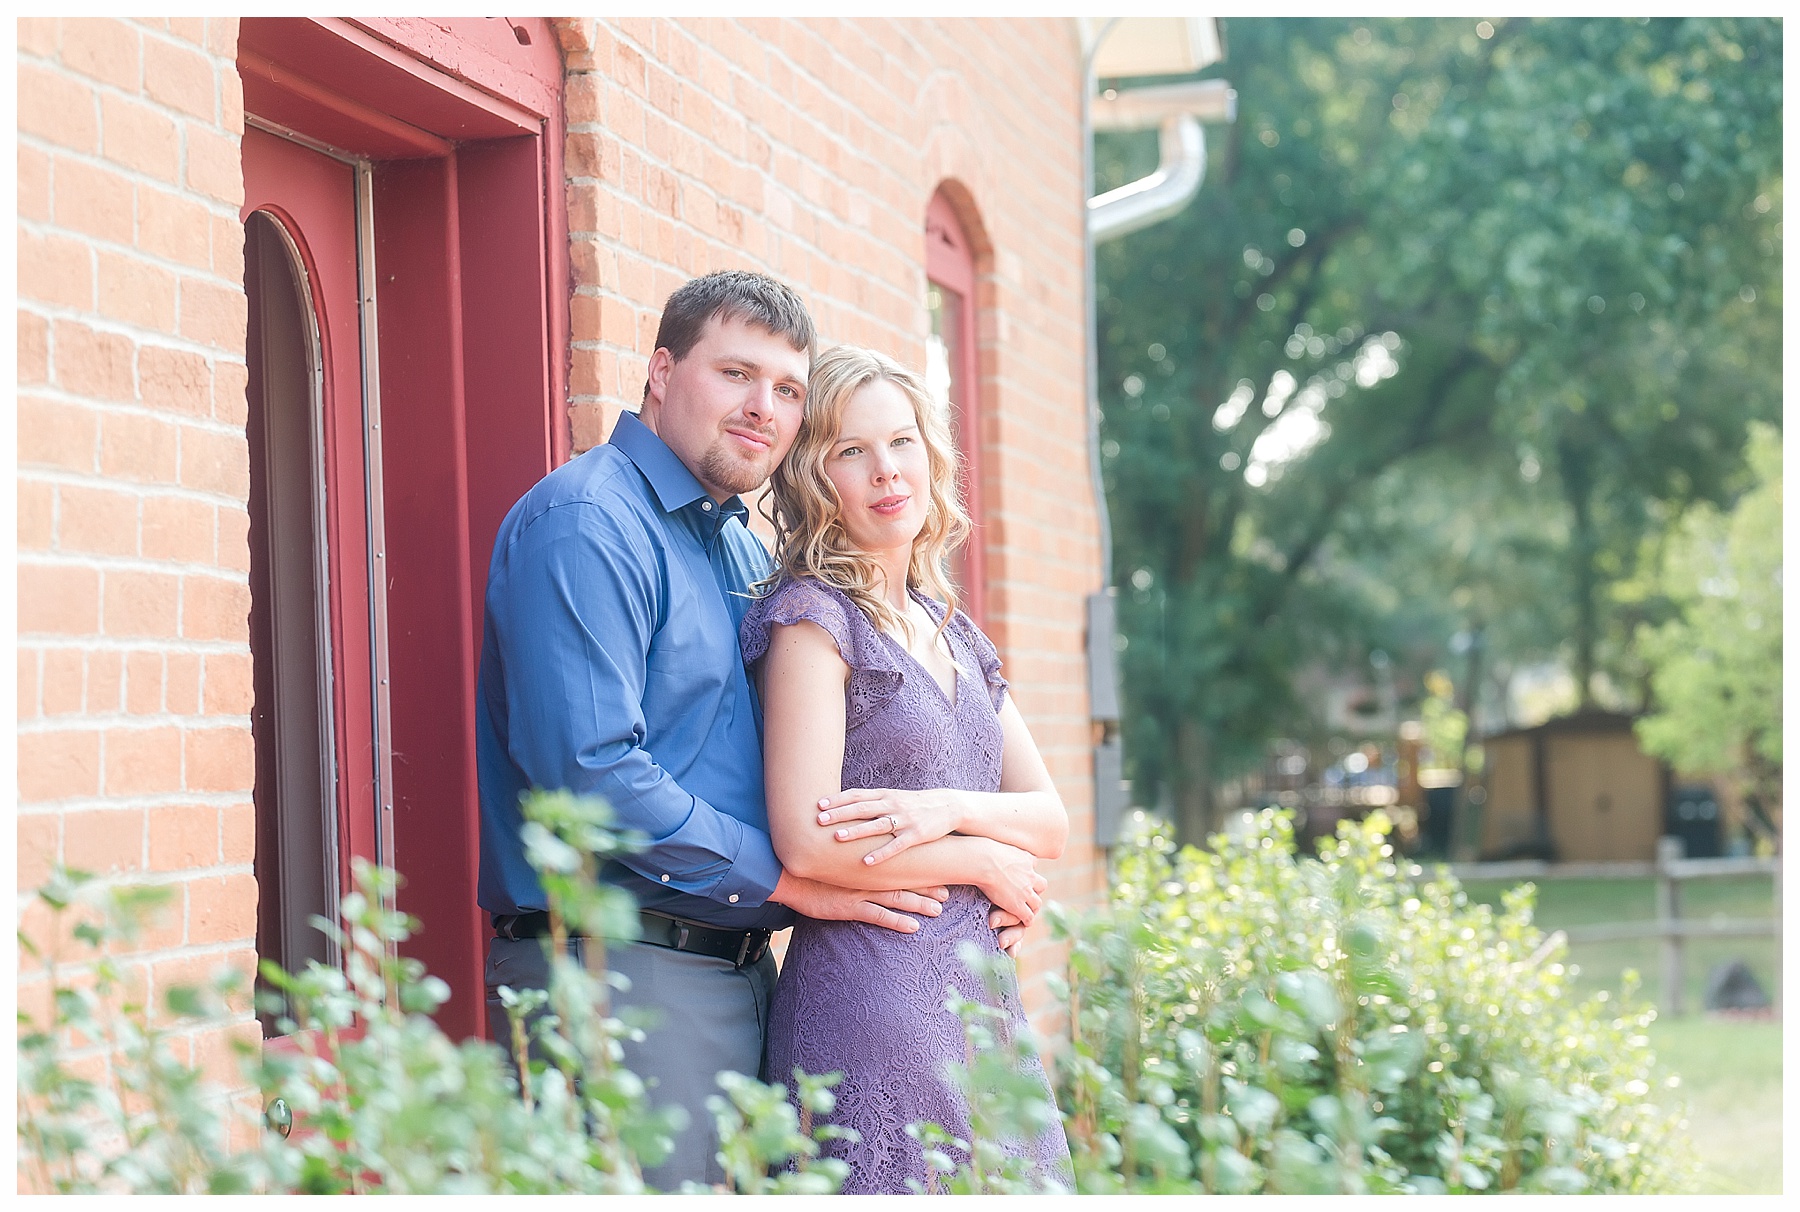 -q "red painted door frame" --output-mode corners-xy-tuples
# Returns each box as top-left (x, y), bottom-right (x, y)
(238, 17), (569, 1041)
(925, 190), (988, 625)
